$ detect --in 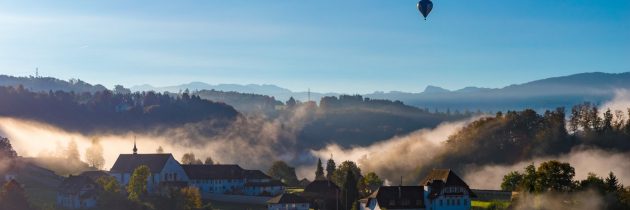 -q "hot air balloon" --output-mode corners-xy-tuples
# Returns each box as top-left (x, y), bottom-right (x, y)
(417, 0), (433, 20)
